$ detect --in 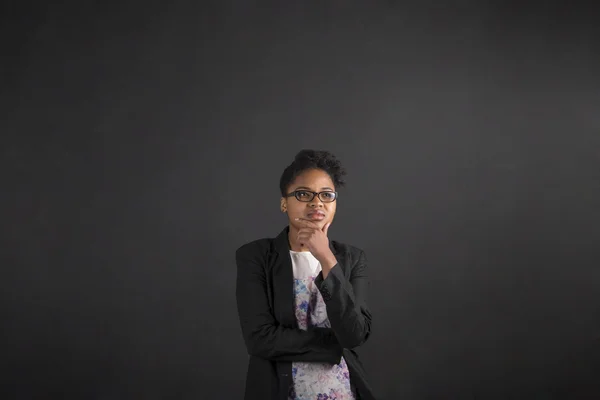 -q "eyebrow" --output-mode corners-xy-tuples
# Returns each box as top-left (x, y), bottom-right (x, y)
(294, 186), (334, 191)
